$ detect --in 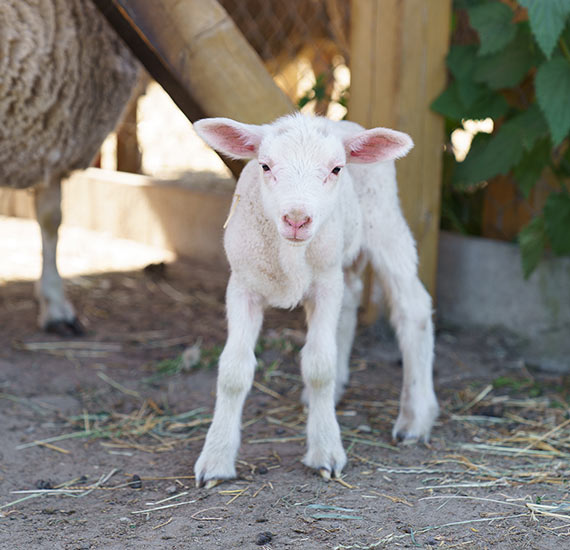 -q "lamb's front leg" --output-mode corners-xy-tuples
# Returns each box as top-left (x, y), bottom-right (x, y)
(194, 277), (264, 488)
(302, 270), (347, 479)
